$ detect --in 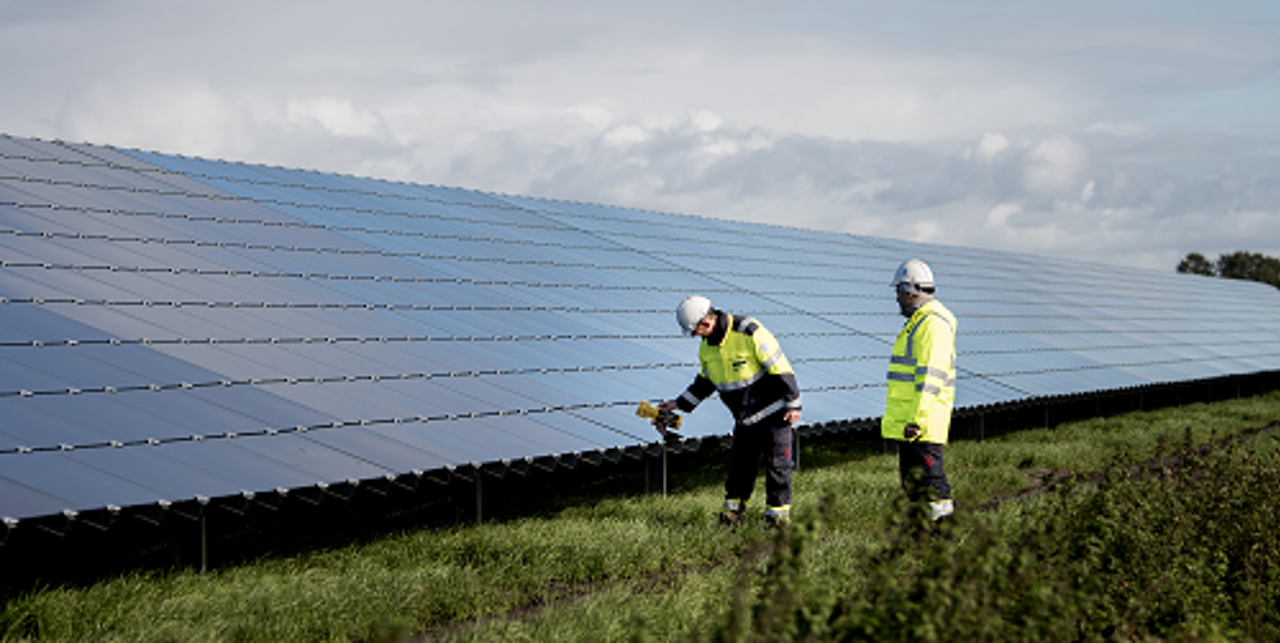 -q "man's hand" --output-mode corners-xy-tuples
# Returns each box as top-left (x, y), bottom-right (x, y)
(784, 409), (801, 425)
(903, 423), (921, 440)
(655, 400), (679, 436)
